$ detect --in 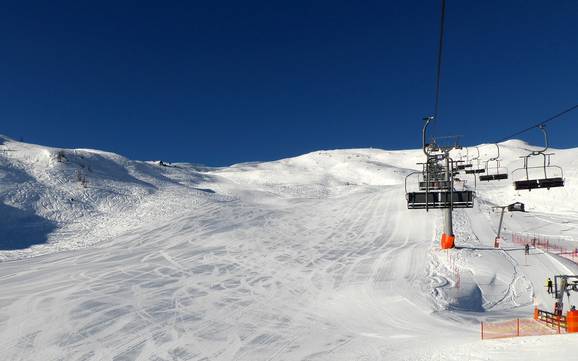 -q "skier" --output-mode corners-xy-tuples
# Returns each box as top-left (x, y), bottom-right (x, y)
(547, 278), (553, 294)
(525, 244), (530, 255)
